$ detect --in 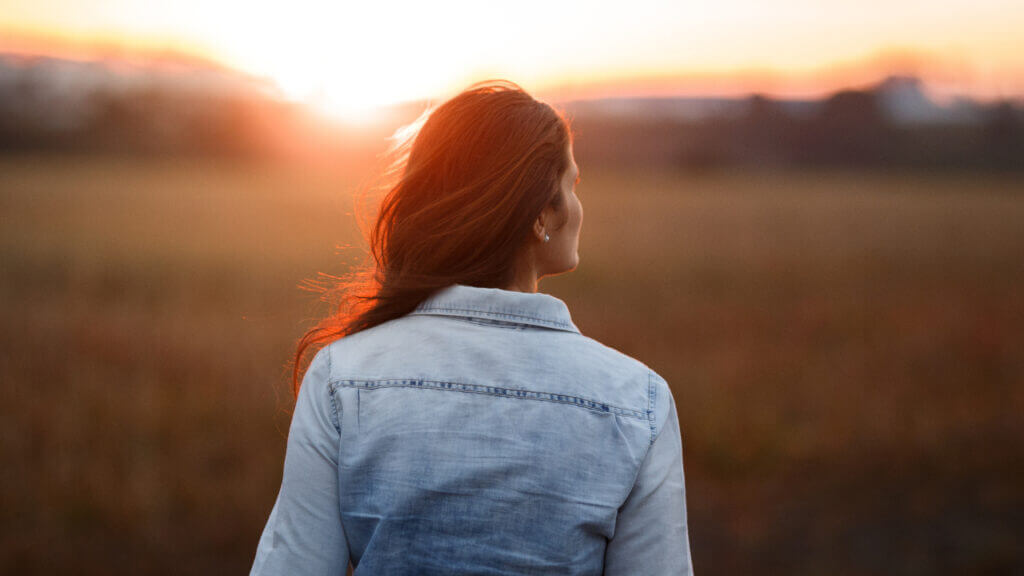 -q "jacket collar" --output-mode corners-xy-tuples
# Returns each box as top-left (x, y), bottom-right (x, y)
(408, 284), (581, 334)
